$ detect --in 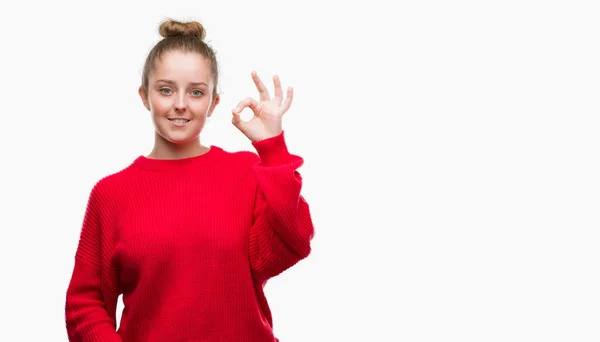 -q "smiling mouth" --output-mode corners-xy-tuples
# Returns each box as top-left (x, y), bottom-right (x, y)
(169, 118), (190, 124)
